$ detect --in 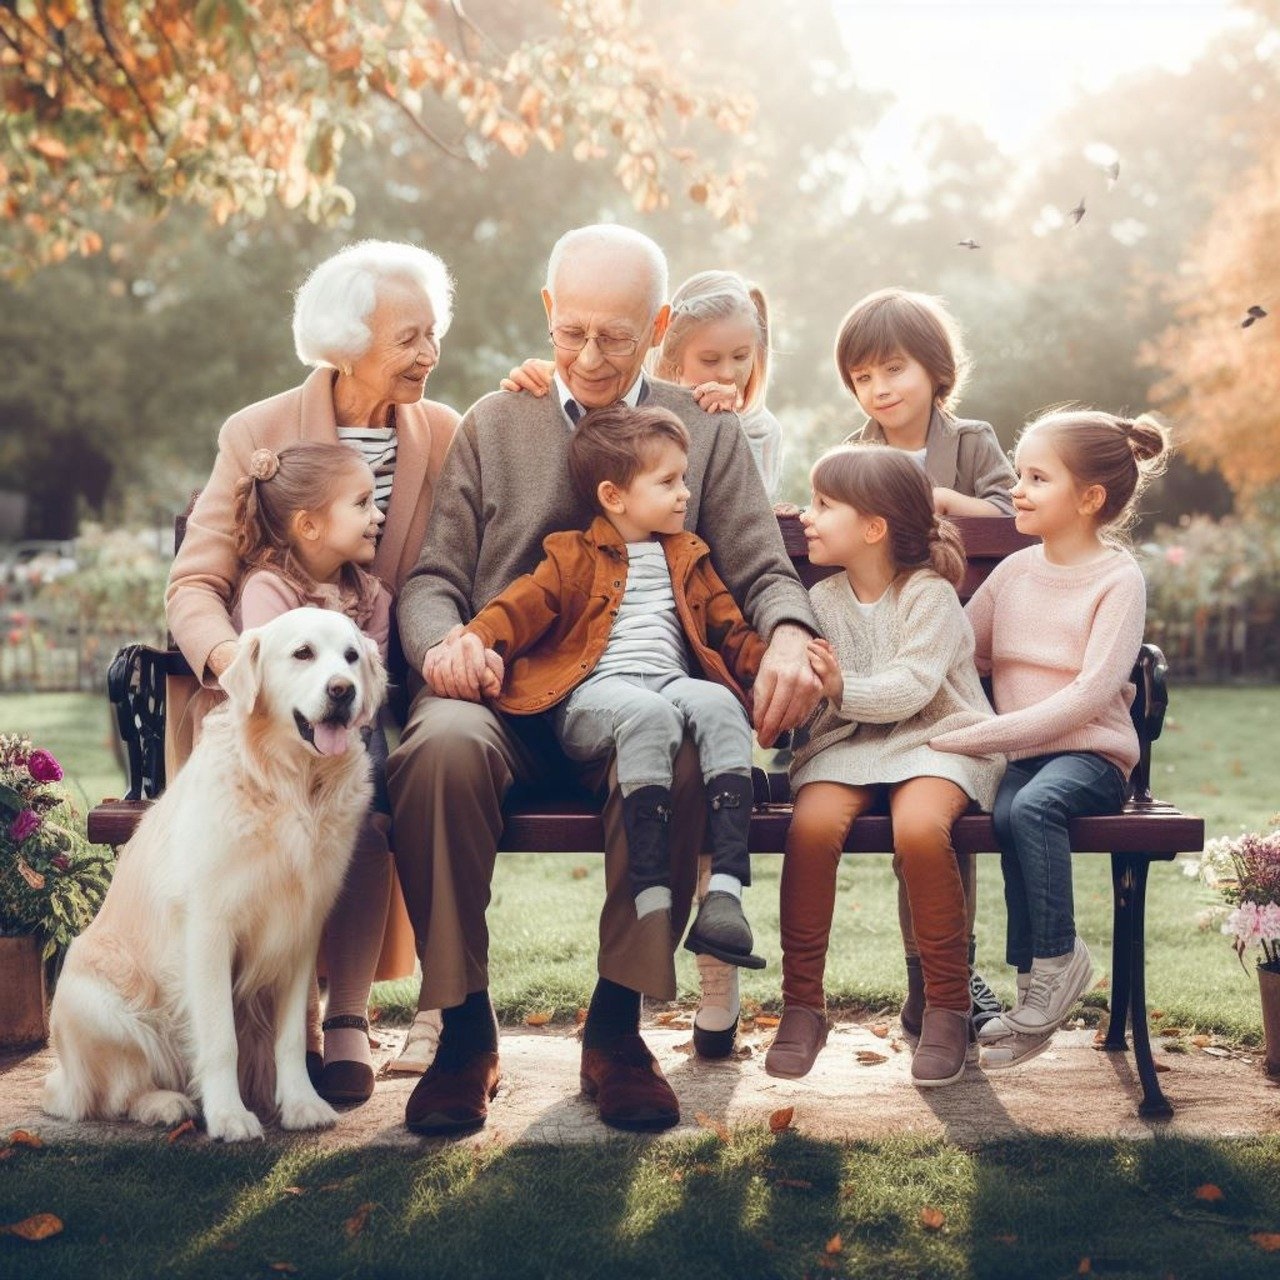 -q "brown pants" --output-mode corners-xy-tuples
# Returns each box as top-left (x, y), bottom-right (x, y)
(898, 852), (978, 959)
(780, 777), (971, 1013)
(385, 691), (707, 1010)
